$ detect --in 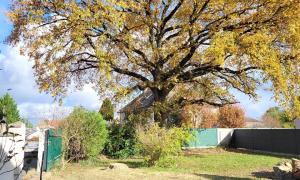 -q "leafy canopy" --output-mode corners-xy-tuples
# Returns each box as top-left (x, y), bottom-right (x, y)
(7, 0), (300, 120)
(264, 107), (294, 128)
